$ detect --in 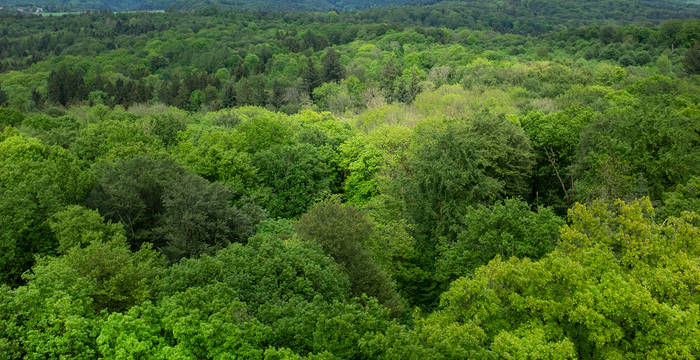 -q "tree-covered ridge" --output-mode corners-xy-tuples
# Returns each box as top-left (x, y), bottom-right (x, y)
(1, 0), (700, 18)
(1, 0), (435, 12)
(0, 3), (699, 359)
